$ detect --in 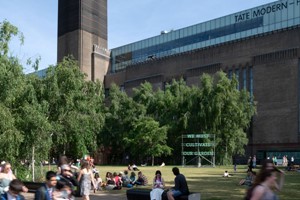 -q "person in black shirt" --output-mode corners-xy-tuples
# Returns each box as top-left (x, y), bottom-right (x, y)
(167, 167), (189, 200)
